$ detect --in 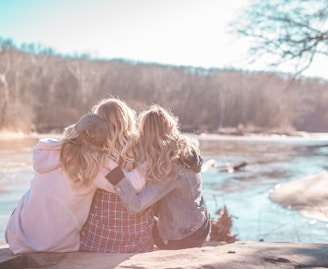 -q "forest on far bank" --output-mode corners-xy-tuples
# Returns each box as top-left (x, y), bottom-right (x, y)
(1, 37), (328, 135)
